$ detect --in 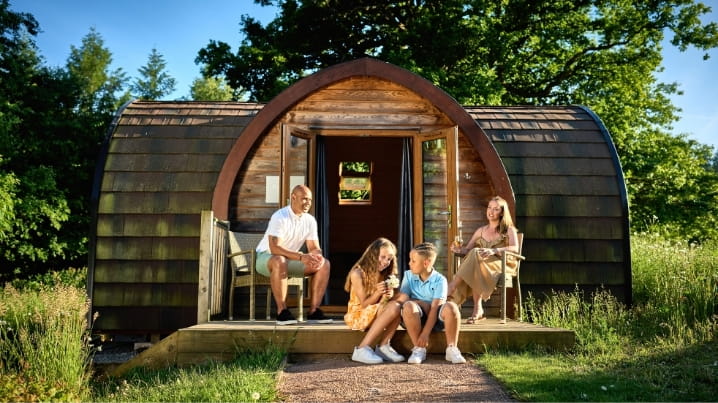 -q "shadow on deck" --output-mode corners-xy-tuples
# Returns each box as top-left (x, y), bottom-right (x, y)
(106, 318), (575, 377)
